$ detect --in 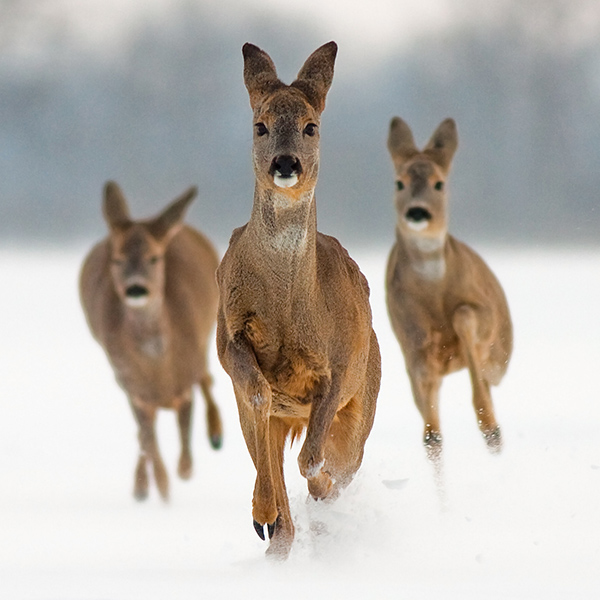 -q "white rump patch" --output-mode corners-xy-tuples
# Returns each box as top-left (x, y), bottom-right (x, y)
(274, 173), (298, 188)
